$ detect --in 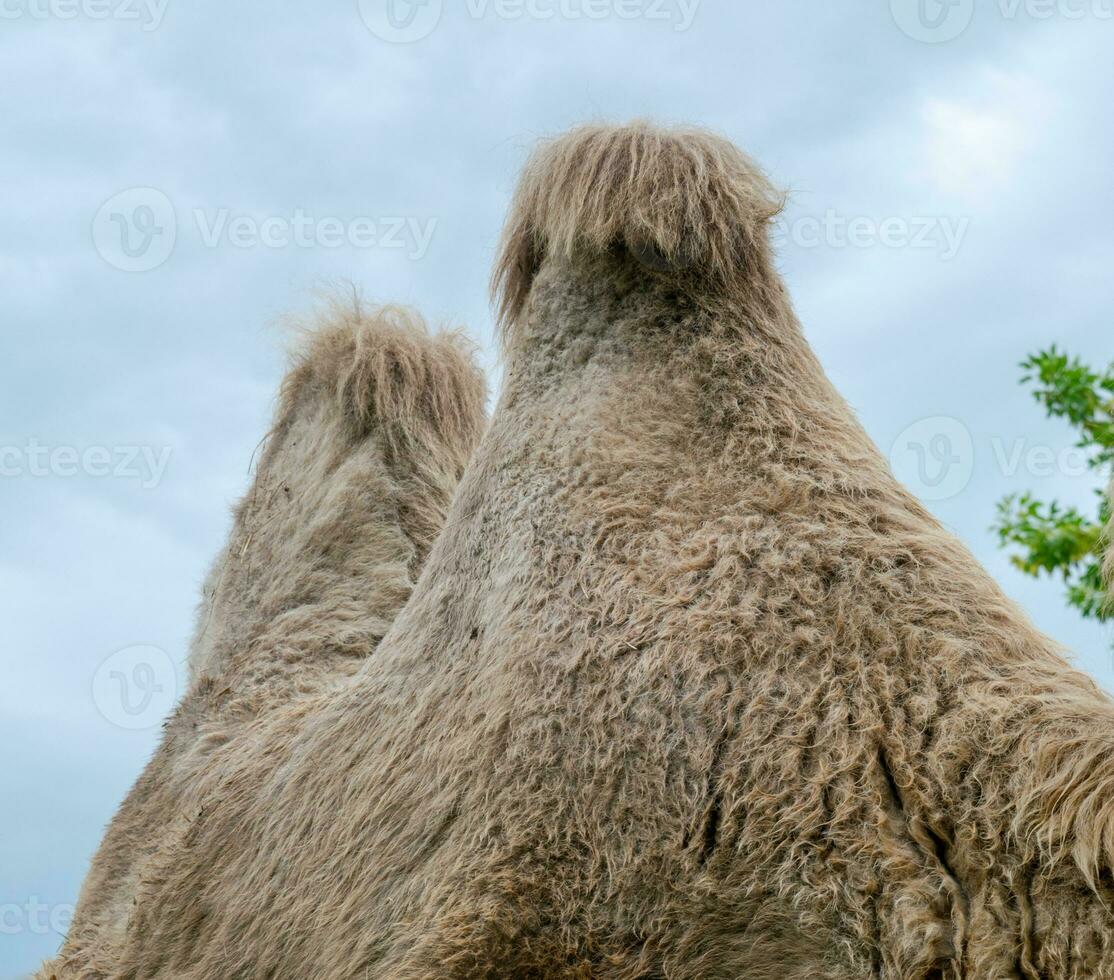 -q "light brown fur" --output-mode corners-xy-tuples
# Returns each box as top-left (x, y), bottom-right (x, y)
(45, 124), (1114, 978)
